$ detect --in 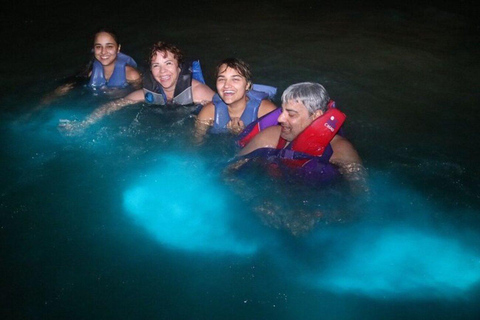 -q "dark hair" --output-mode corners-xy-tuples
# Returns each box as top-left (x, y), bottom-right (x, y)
(215, 58), (252, 85)
(77, 28), (121, 78)
(93, 28), (120, 46)
(149, 41), (184, 65)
